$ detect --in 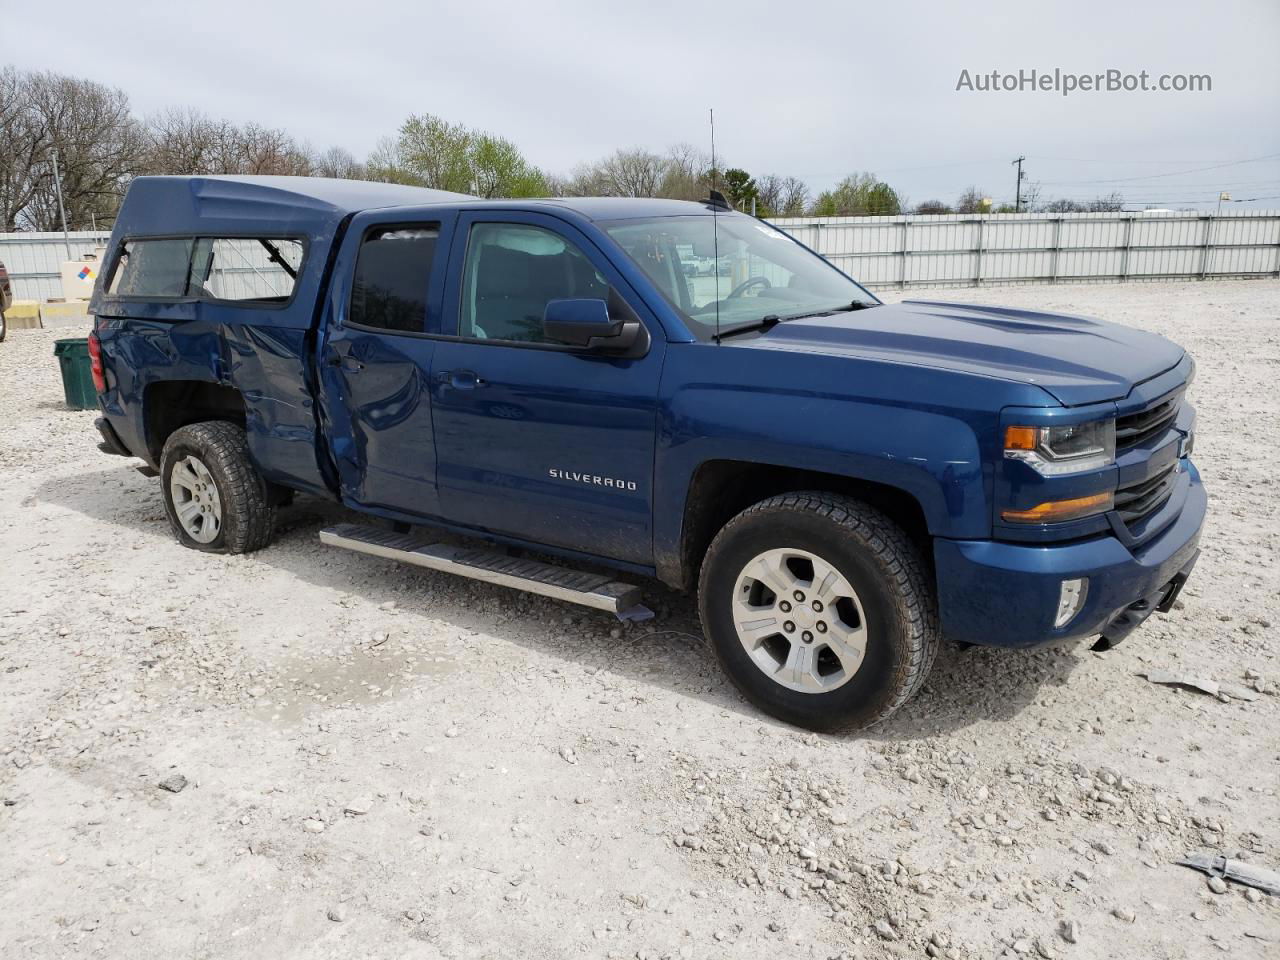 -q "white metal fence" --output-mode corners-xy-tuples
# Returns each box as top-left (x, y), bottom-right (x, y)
(3, 211), (1279, 301)
(769, 209), (1280, 289)
(0, 231), (110, 301)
